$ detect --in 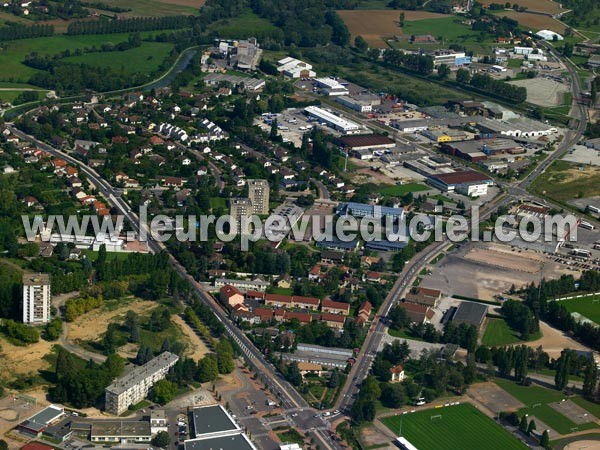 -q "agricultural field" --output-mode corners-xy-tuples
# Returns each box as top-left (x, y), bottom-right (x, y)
(494, 378), (599, 435)
(381, 403), (529, 450)
(90, 0), (203, 17)
(61, 42), (173, 75)
(558, 295), (600, 325)
(0, 90), (47, 104)
(482, 318), (522, 346)
(530, 160), (600, 203)
(336, 10), (452, 47)
(0, 32), (174, 83)
(494, 10), (567, 33)
(481, 0), (564, 14)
